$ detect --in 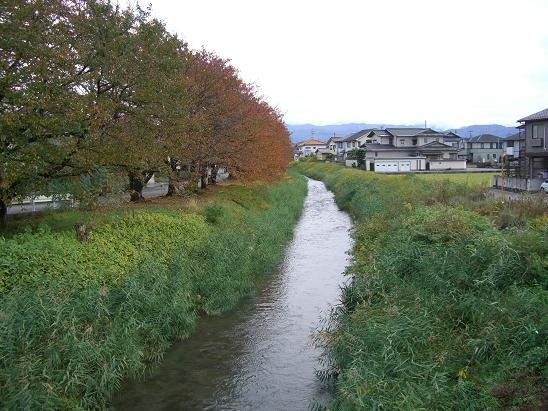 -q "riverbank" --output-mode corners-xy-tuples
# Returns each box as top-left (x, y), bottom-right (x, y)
(293, 162), (547, 409)
(0, 174), (307, 409)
